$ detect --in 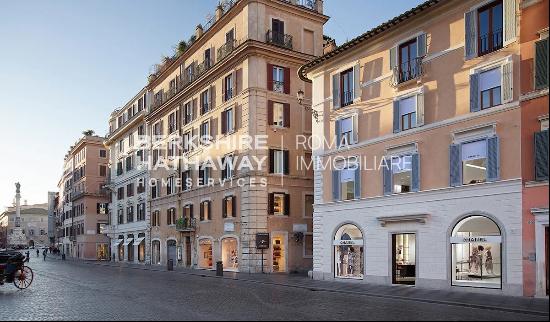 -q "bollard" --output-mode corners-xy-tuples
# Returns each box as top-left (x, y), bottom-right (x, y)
(167, 259), (174, 271)
(216, 261), (223, 277)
